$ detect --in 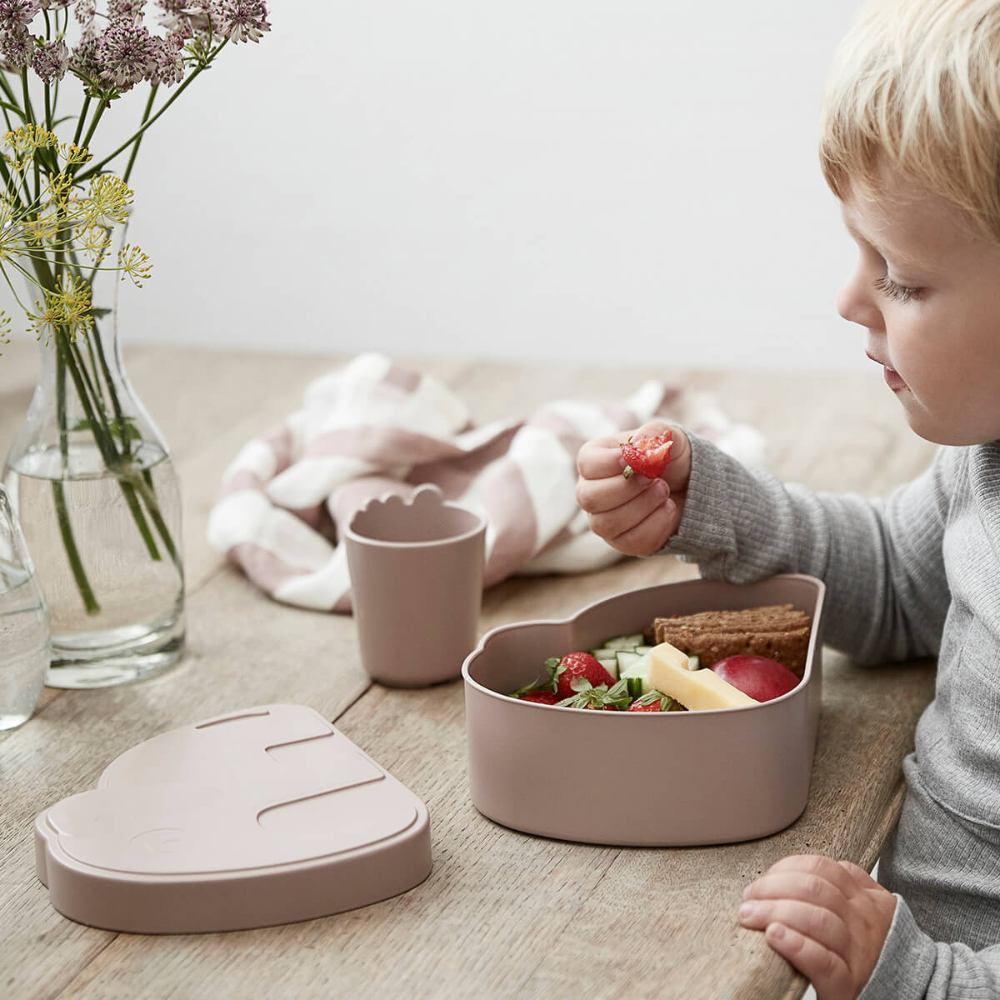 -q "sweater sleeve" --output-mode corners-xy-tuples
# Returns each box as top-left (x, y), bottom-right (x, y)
(859, 896), (1000, 999)
(658, 431), (961, 664)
